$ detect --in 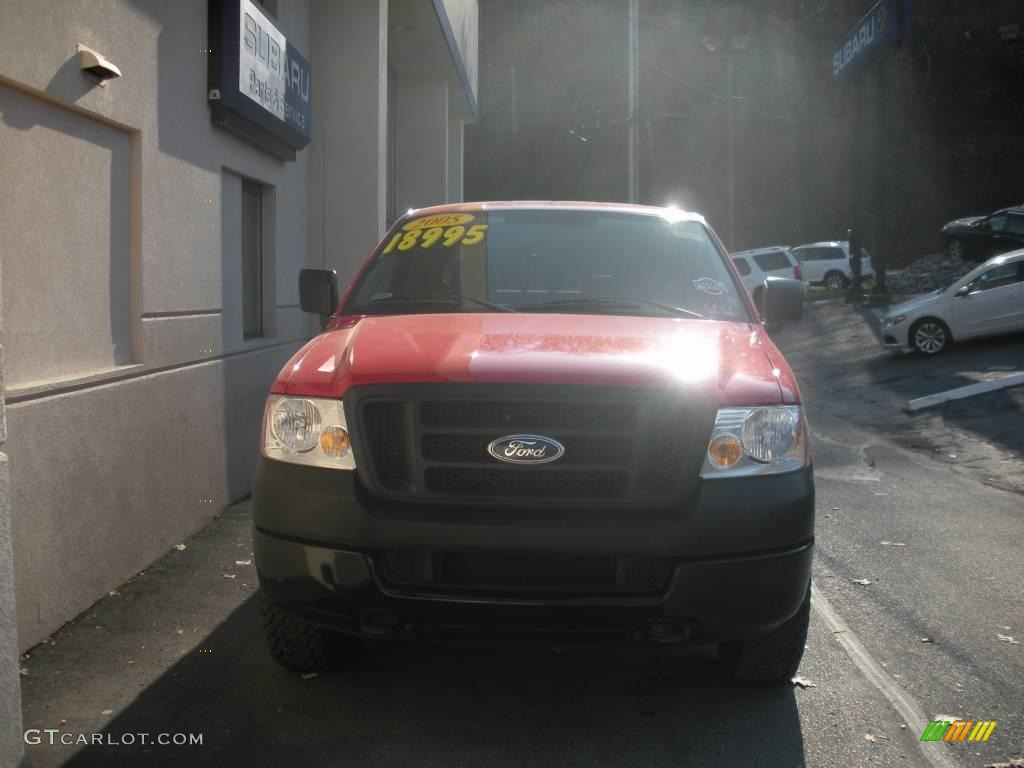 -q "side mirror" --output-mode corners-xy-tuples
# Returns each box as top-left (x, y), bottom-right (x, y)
(955, 285), (970, 298)
(761, 277), (804, 324)
(299, 269), (339, 315)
